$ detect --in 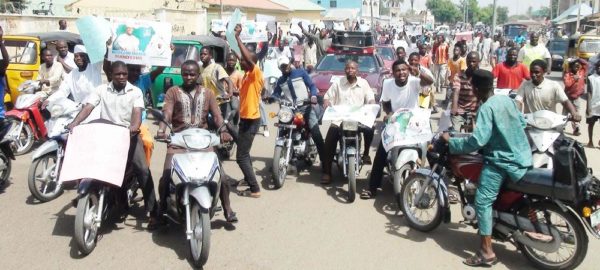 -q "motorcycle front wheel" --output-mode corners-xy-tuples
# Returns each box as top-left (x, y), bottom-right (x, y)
(393, 163), (415, 209)
(74, 192), (100, 255)
(400, 173), (443, 232)
(272, 145), (289, 189)
(347, 156), (357, 203)
(7, 117), (34, 155)
(519, 203), (588, 270)
(0, 152), (11, 187)
(189, 199), (211, 268)
(28, 153), (63, 202)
